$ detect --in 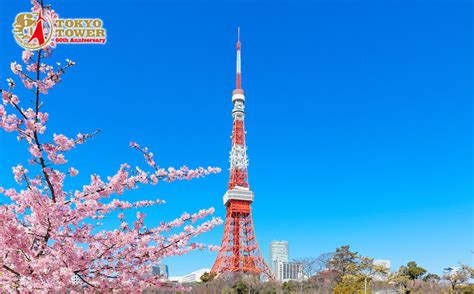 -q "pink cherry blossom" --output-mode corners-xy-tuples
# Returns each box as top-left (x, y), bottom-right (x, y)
(2, 91), (20, 105)
(208, 245), (221, 252)
(53, 133), (75, 150)
(26, 63), (38, 72)
(12, 164), (28, 184)
(1, 113), (21, 132)
(38, 112), (49, 123)
(22, 50), (33, 63)
(21, 78), (34, 89)
(28, 145), (41, 157)
(1, 90), (9, 104)
(10, 61), (22, 74)
(37, 79), (55, 94)
(0, 4), (222, 291)
(69, 167), (79, 176)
